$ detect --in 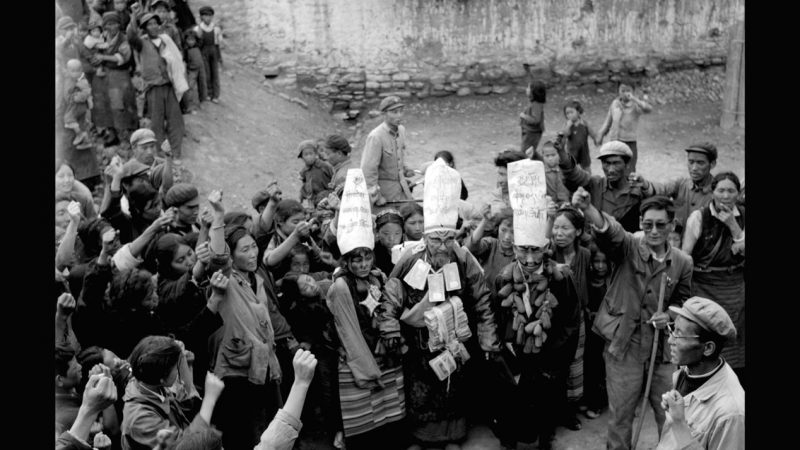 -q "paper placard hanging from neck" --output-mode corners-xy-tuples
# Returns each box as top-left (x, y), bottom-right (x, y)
(507, 160), (548, 248)
(424, 158), (461, 234)
(336, 168), (375, 255)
